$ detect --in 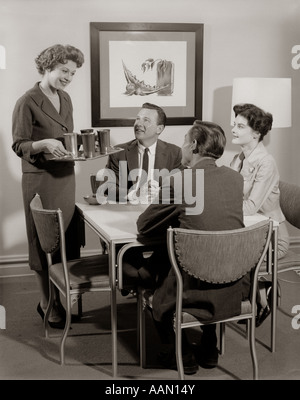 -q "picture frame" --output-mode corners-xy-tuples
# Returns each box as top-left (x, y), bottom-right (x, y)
(90, 22), (204, 127)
